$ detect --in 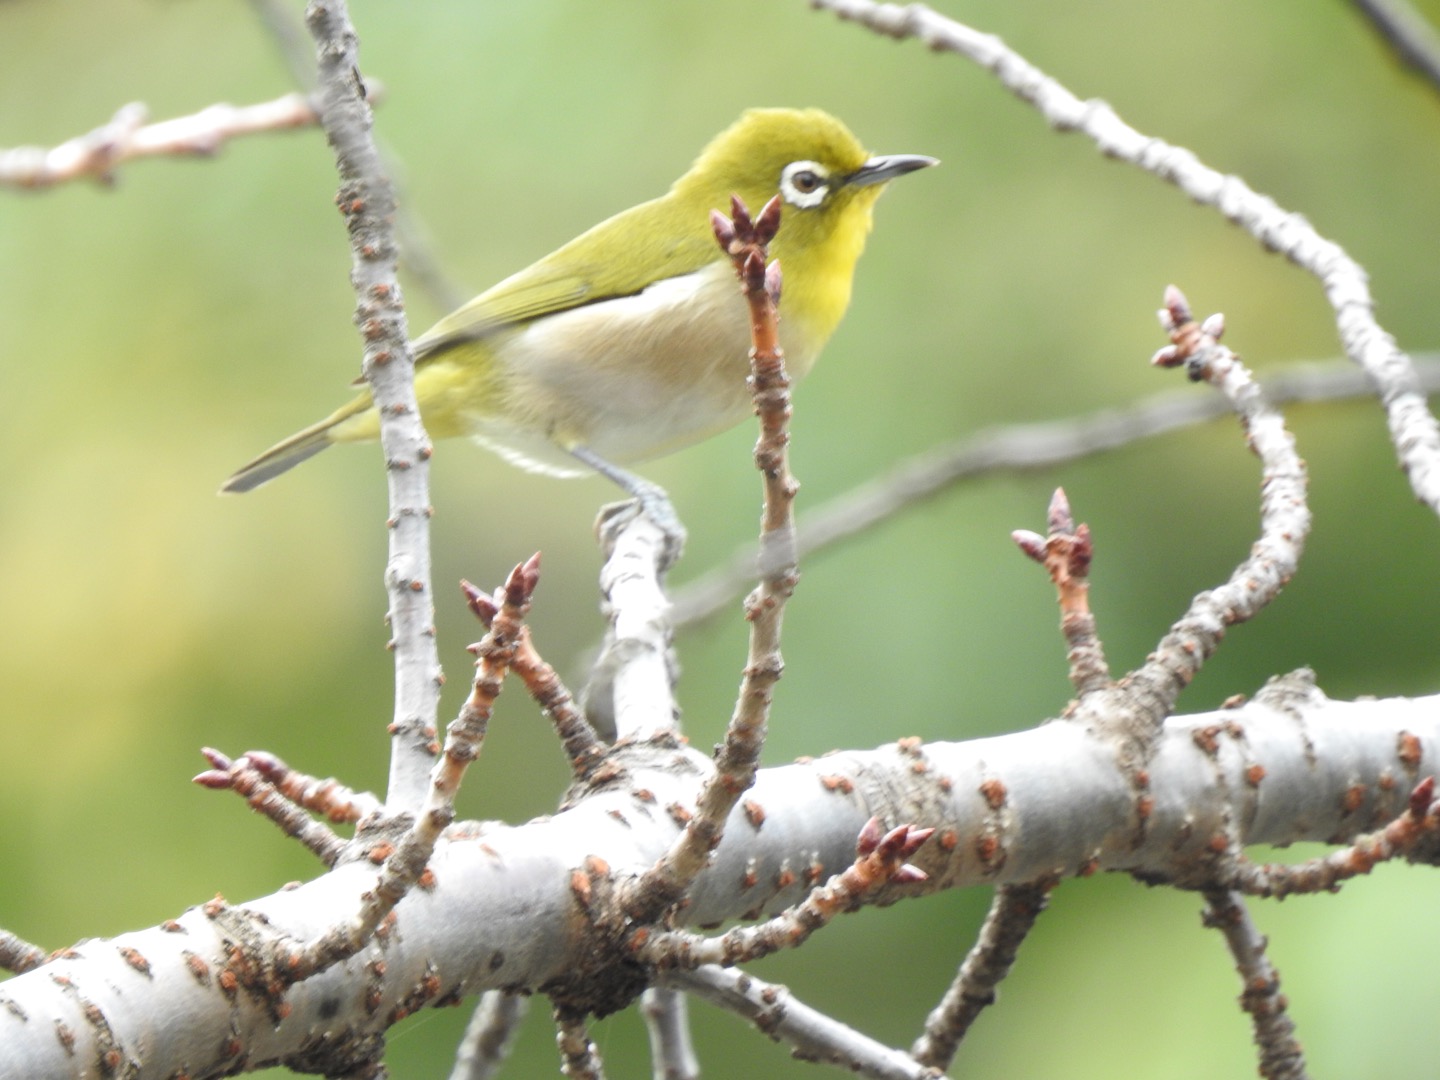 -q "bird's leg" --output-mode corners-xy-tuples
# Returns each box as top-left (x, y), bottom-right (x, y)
(569, 445), (687, 569)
